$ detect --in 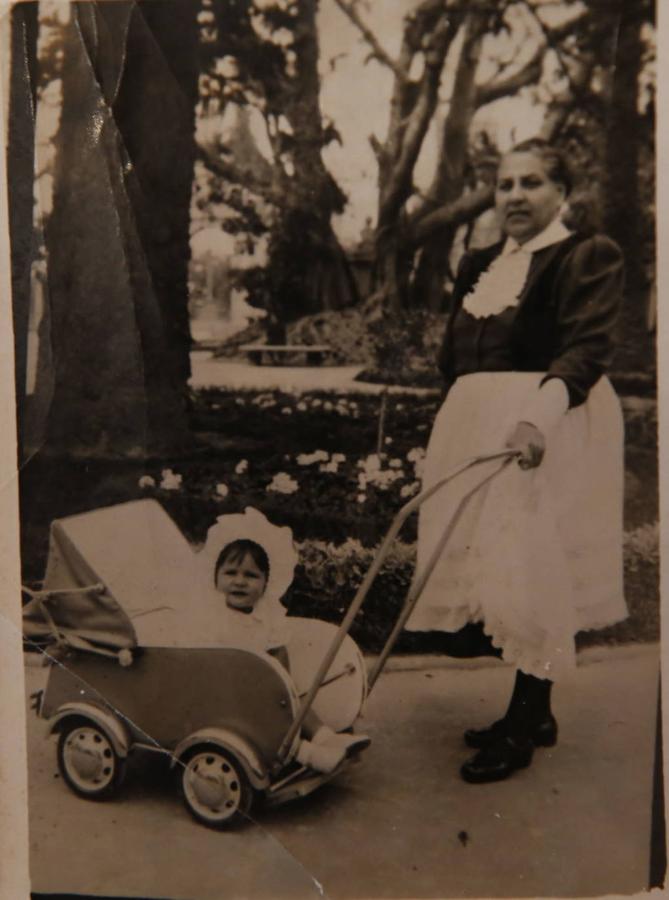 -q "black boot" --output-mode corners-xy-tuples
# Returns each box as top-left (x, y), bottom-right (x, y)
(464, 670), (557, 749)
(460, 734), (534, 783)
